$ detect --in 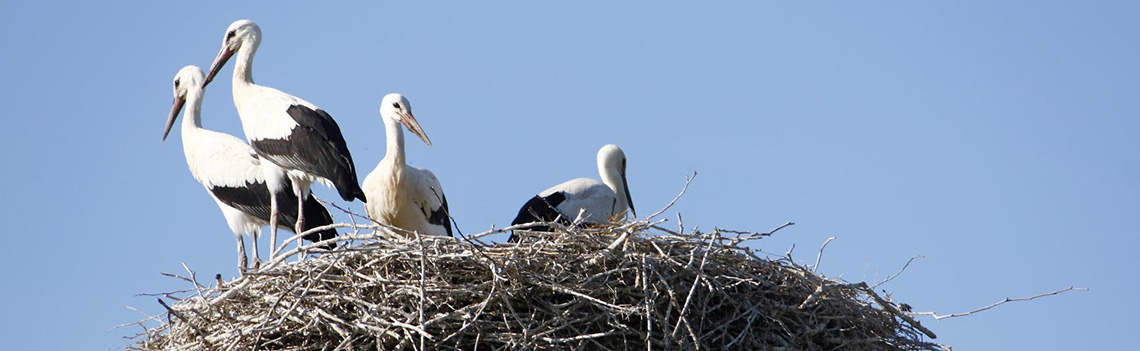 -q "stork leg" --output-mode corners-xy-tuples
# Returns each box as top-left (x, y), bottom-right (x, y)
(251, 228), (262, 270)
(294, 187), (308, 261)
(295, 198), (305, 243)
(295, 187), (309, 243)
(268, 192), (279, 260)
(236, 234), (248, 276)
